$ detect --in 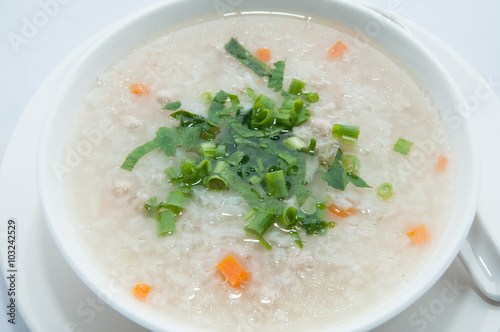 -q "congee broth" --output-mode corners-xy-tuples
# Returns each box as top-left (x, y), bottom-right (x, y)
(63, 13), (455, 331)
